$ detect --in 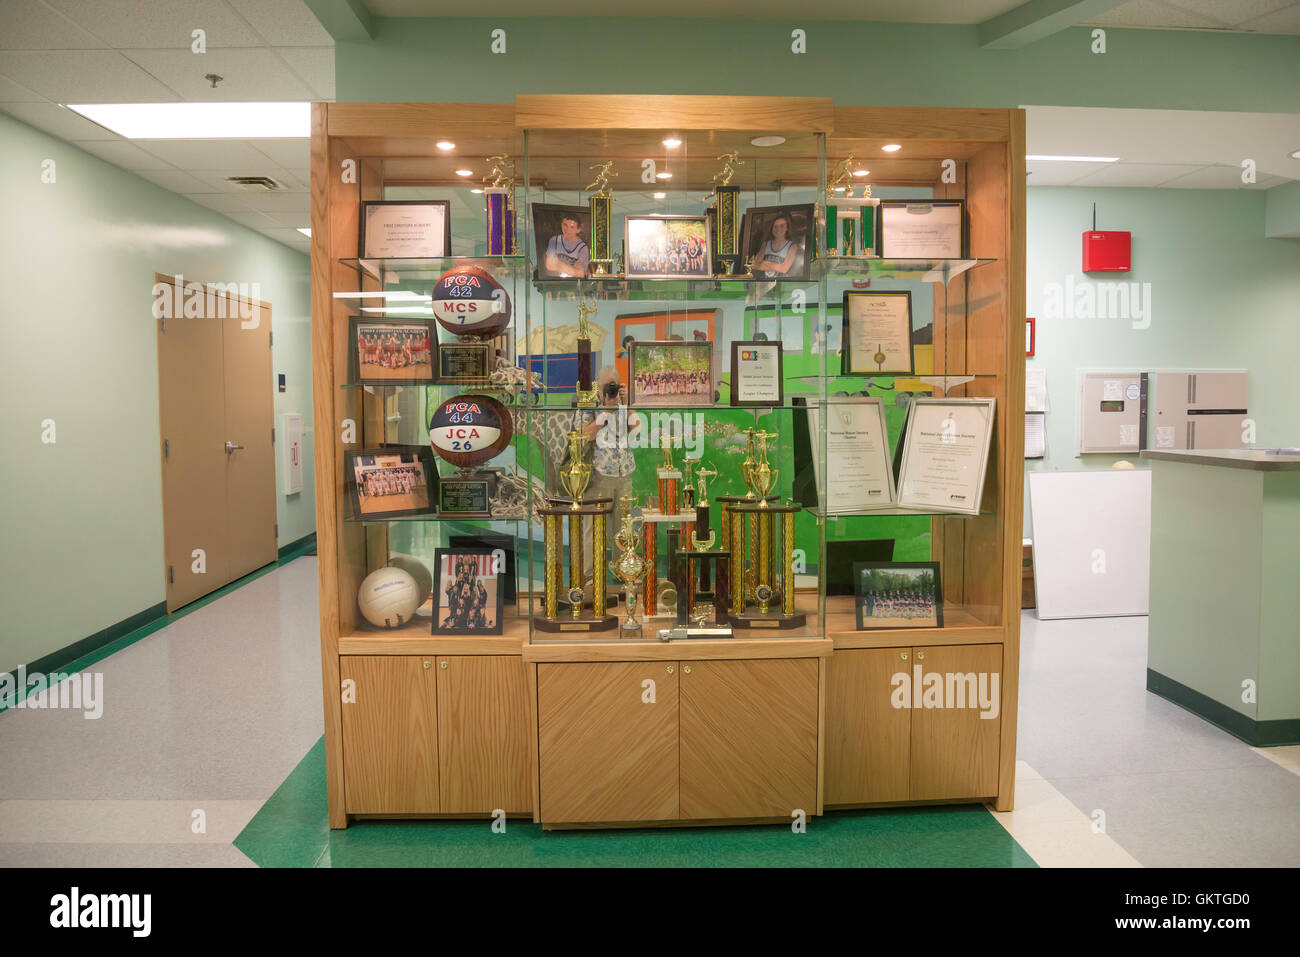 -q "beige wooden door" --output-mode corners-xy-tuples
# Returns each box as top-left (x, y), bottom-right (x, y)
(825, 647), (912, 806)
(156, 277), (277, 611)
(910, 644), (1002, 801)
(437, 655), (532, 815)
(340, 656), (439, 814)
(679, 658), (819, 820)
(221, 302), (277, 580)
(537, 661), (679, 824)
